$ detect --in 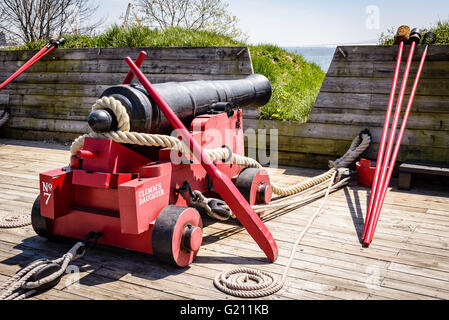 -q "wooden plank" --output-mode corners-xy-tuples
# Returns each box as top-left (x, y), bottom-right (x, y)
(241, 107), (260, 119)
(327, 60), (449, 79)
(0, 127), (81, 143)
(5, 117), (88, 134)
(6, 104), (92, 122)
(208, 216), (449, 276)
(400, 161), (449, 176)
(313, 92), (449, 114)
(0, 47), (251, 62)
(380, 278), (448, 299)
(0, 94), (9, 105)
(0, 83), (100, 98)
(308, 108), (449, 131)
(6, 71), (247, 86)
(320, 76), (449, 96)
(61, 272), (185, 300)
(330, 45), (449, 62)
(245, 120), (449, 149)
(0, 59), (253, 75)
(388, 262), (449, 282)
